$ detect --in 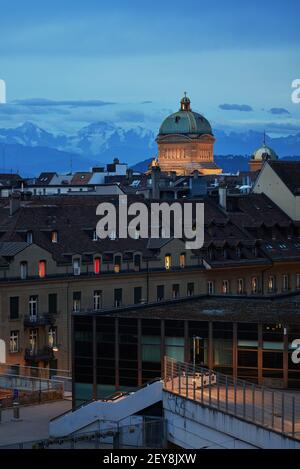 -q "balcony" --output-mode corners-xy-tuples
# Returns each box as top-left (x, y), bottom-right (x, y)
(23, 313), (56, 328)
(25, 346), (54, 362)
